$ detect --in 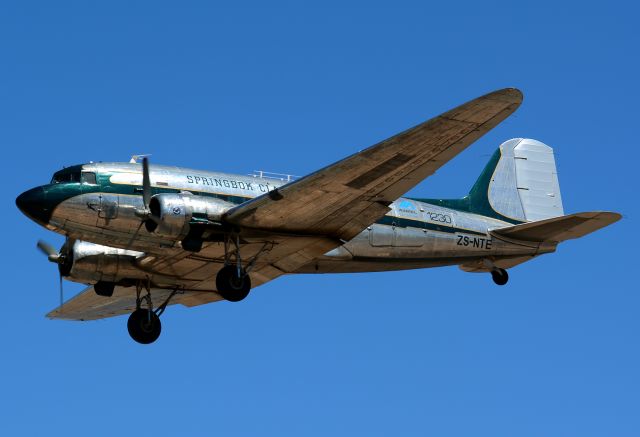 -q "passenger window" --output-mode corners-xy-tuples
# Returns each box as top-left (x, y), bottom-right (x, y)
(82, 172), (97, 185)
